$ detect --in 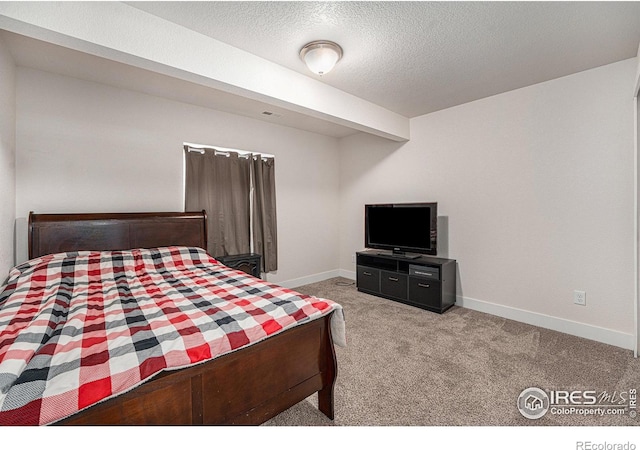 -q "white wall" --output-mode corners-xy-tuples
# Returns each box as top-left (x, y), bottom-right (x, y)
(15, 67), (340, 285)
(0, 36), (16, 278)
(339, 58), (637, 347)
